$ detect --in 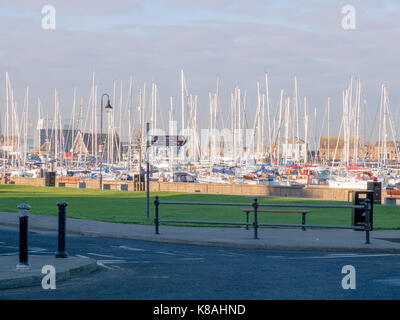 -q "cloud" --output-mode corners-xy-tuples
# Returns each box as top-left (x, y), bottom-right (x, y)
(0, 0), (399, 140)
